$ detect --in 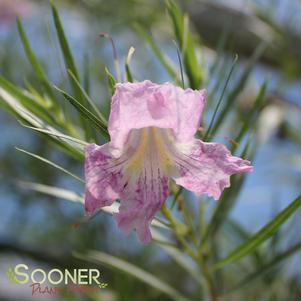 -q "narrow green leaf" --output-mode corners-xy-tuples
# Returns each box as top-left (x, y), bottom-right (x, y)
(202, 175), (245, 244)
(210, 42), (267, 137)
(203, 54), (238, 141)
(74, 251), (191, 301)
(0, 85), (84, 159)
(83, 54), (90, 95)
(0, 92), (26, 120)
(16, 147), (85, 183)
(105, 67), (116, 95)
(173, 41), (185, 88)
(134, 24), (179, 81)
(207, 57), (231, 108)
(51, 1), (79, 81)
(225, 219), (264, 267)
(214, 194), (301, 269)
(51, 1), (94, 140)
(17, 181), (84, 203)
(19, 122), (88, 146)
(0, 76), (56, 126)
(125, 46), (135, 83)
(68, 70), (108, 125)
(18, 181), (167, 230)
(17, 18), (56, 101)
(225, 240), (301, 294)
(23, 79), (53, 108)
(54, 86), (109, 138)
(125, 64), (133, 83)
(166, 0), (203, 89)
(231, 81), (267, 153)
(151, 228), (203, 286)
